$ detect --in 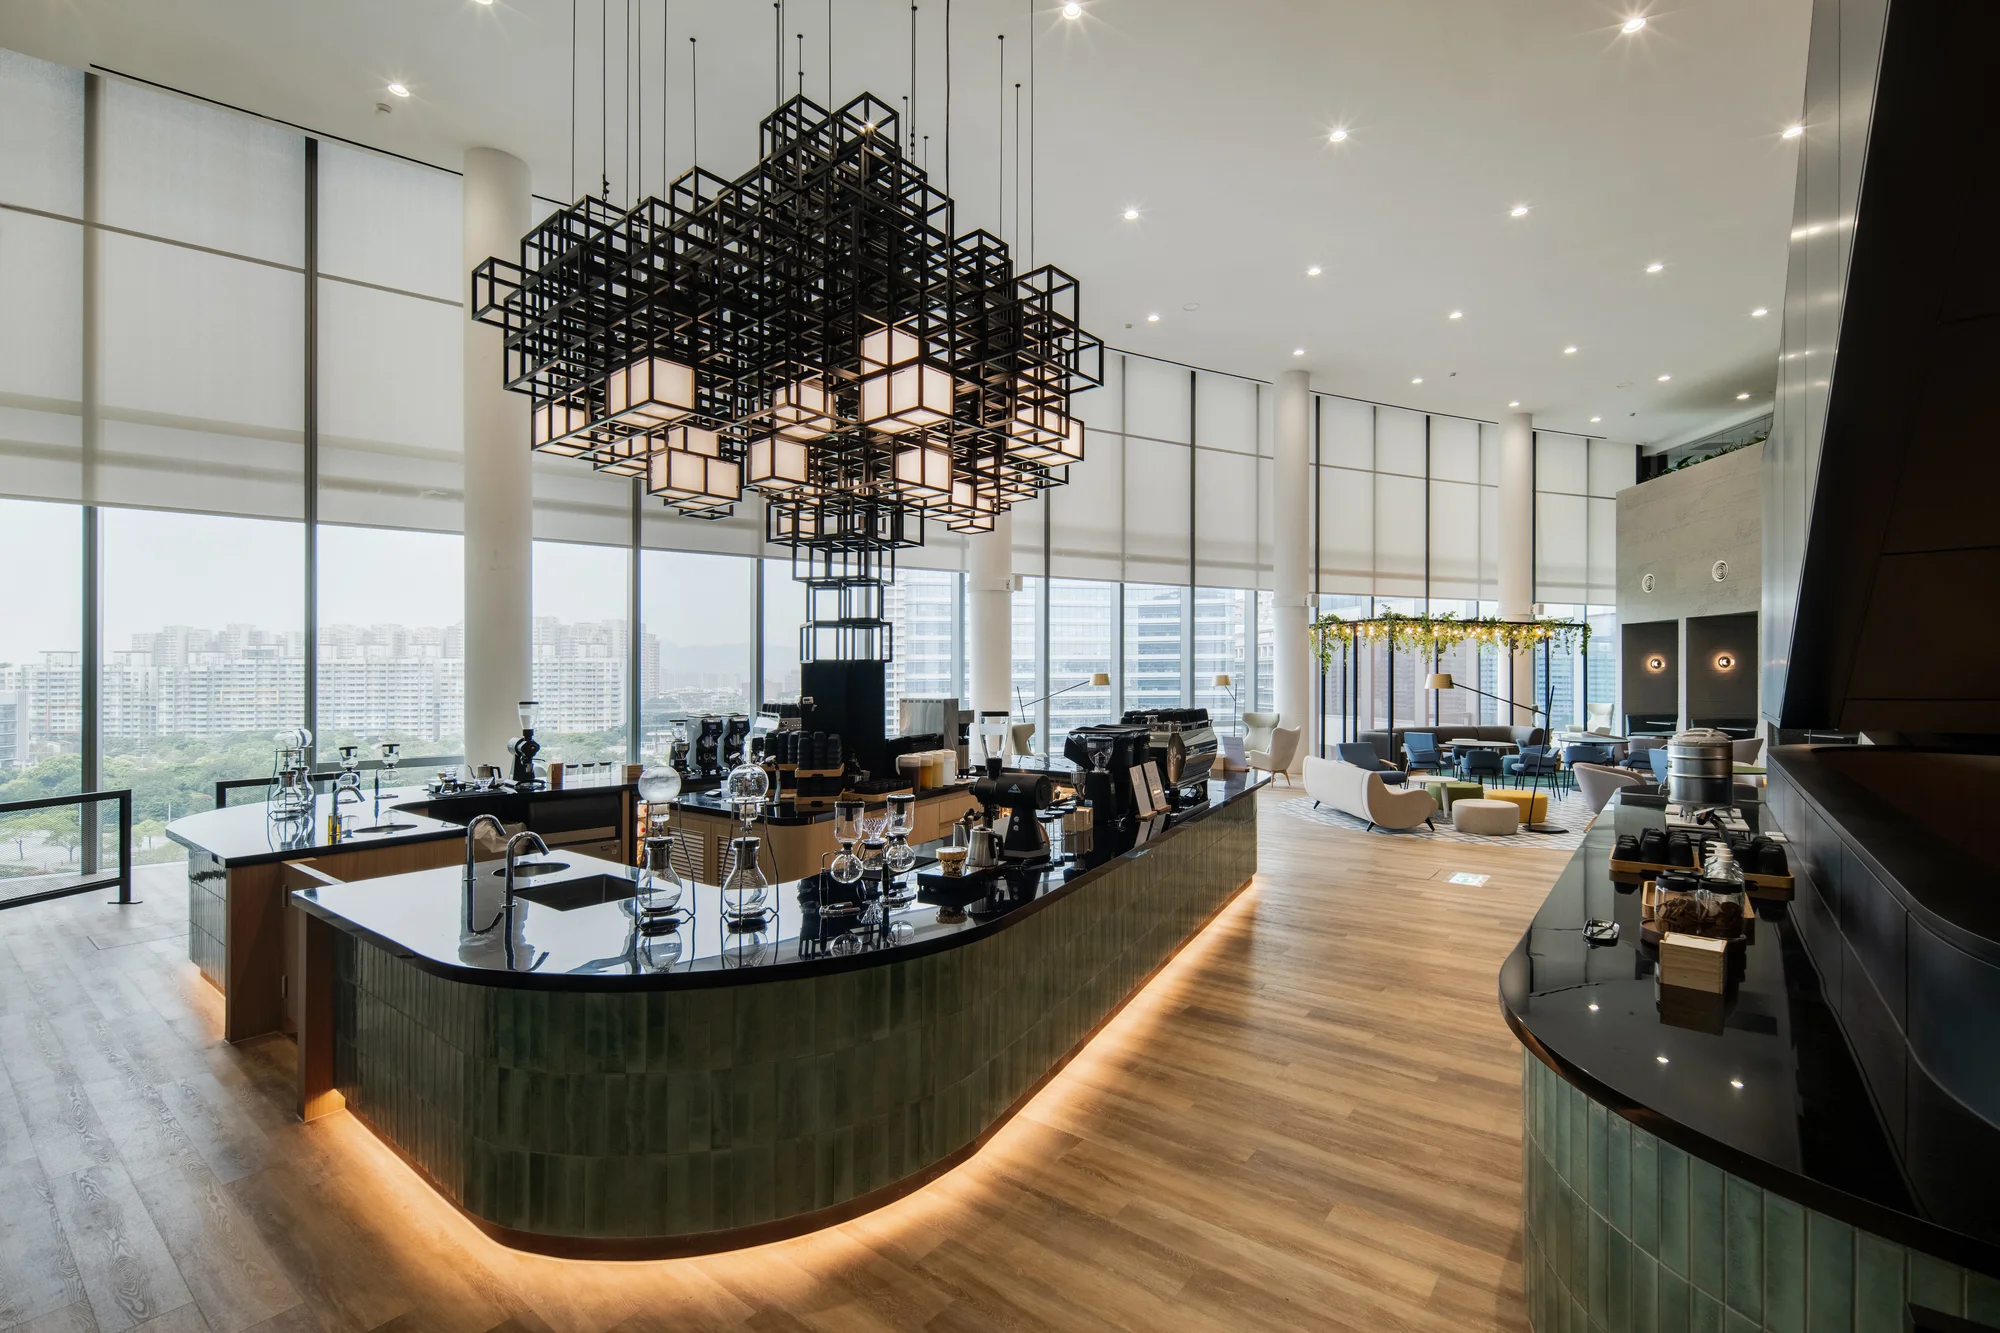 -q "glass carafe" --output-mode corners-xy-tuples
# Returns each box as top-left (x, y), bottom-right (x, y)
(721, 835), (770, 926)
(637, 828), (685, 926)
